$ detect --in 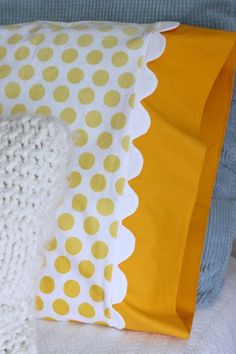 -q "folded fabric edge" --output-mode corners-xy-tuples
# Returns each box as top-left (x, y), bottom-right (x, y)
(176, 38), (236, 335)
